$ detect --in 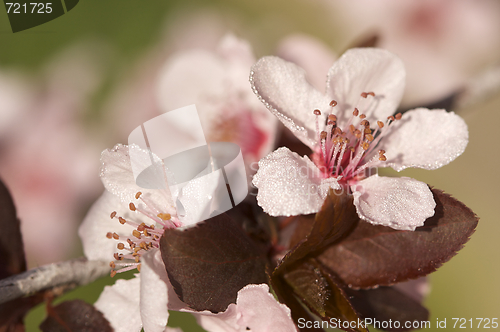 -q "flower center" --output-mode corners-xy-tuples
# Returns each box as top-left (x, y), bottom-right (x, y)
(312, 92), (402, 185)
(106, 191), (181, 277)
